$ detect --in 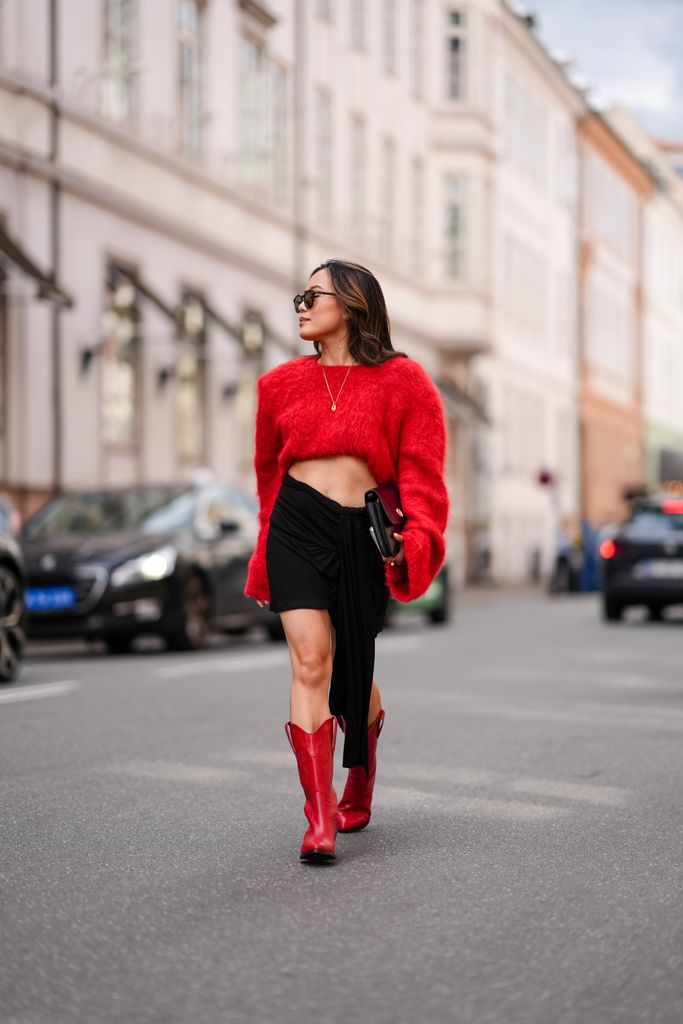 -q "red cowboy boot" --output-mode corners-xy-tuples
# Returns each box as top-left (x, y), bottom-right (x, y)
(337, 710), (385, 833)
(285, 717), (338, 862)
